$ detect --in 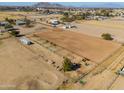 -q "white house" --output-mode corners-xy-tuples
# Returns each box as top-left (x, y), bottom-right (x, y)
(19, 37), (32, 45)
